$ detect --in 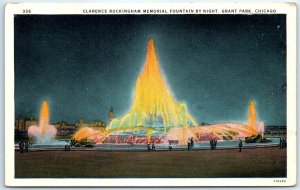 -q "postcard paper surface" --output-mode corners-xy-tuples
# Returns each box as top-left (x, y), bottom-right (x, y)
(5, 2), (296, 187)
